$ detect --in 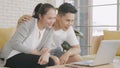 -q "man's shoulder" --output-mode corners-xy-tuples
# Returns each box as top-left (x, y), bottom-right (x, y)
(67, 26), (74, 33)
